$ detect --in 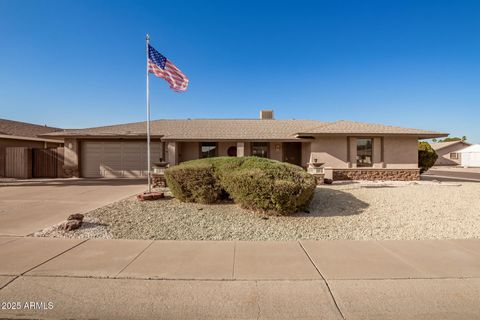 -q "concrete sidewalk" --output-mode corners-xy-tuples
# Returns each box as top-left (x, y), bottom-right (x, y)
(1, 237), (480, 319)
